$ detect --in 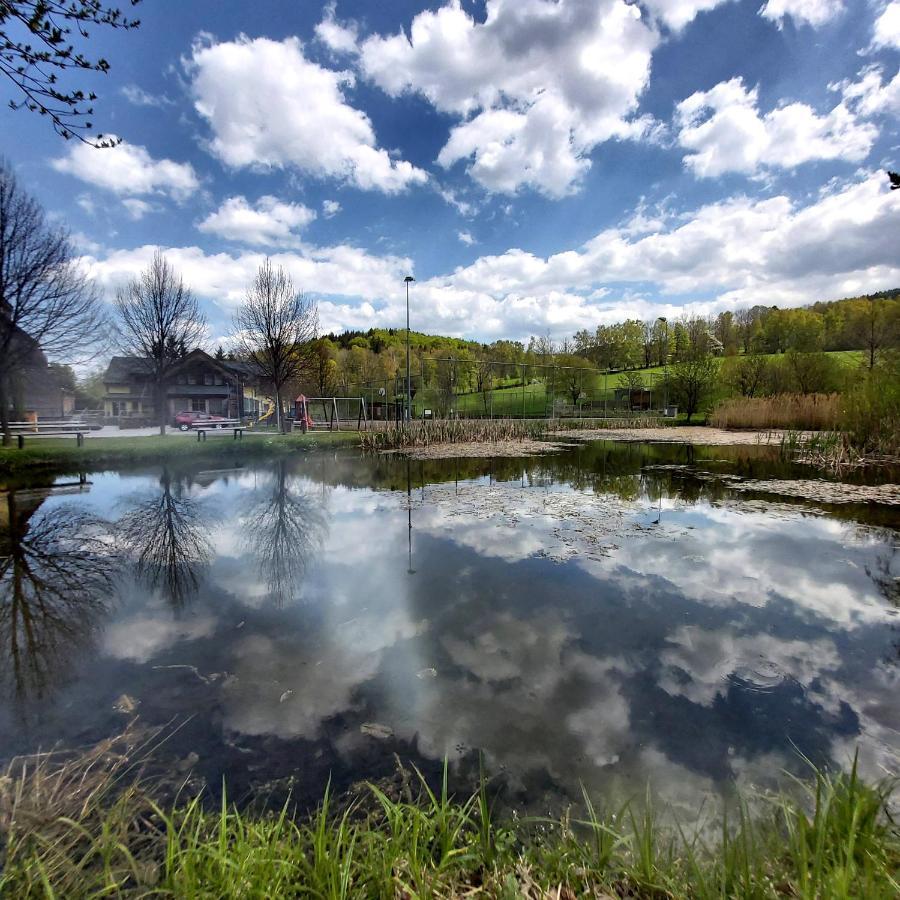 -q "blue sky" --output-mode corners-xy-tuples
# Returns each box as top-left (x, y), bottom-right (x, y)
(2, 0), (899, 349)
